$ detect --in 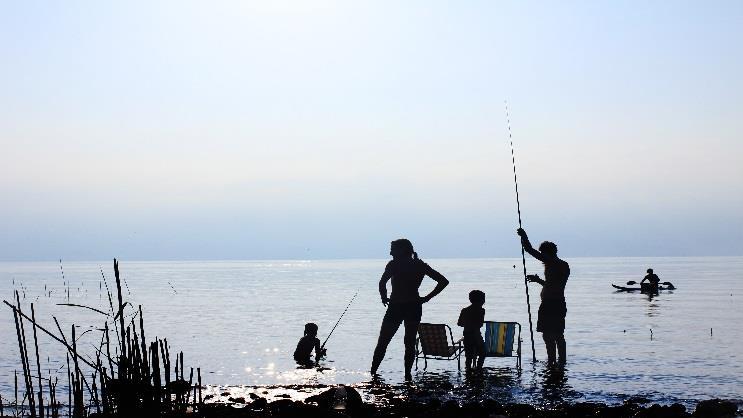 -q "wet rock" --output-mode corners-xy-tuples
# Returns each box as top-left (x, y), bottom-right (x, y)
(504, 402), (536, 418)
(480, 399), (505, 415)
(440, 400), (461, 417)
(203, 394), (215, 401)
(305, 385), (363, 412)
(249, 392), (260, 400)
(275, 393), (291, 398)
(566, 401), (607, 417)
(602, 404), (638, 418)
(693, 399), (737, 417)
(633, 403), (689, 418)
(227, 396), (246, 404)
(393, 401), (427, 417)
(268, 398), (303, 415)
(627, 396), (653, 405)
(461, 401), (487, 418)
(200, 402), (246, 417)
(249, 397), (268, 410)
(220, 391), (231, 396)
